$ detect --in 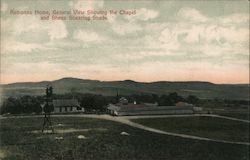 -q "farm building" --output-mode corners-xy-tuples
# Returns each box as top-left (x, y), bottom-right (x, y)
(176, 102), (194, 107)
(52, 99), (84, 113)
(107, 97), (196, 116)
(107, 104), (194, 116)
